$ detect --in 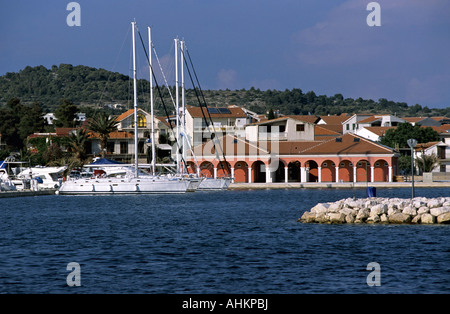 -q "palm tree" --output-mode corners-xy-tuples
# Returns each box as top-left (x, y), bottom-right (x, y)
(88, 112), (118, 158)
(415, 153), (439, 174)
(68, 128), (89, 163)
